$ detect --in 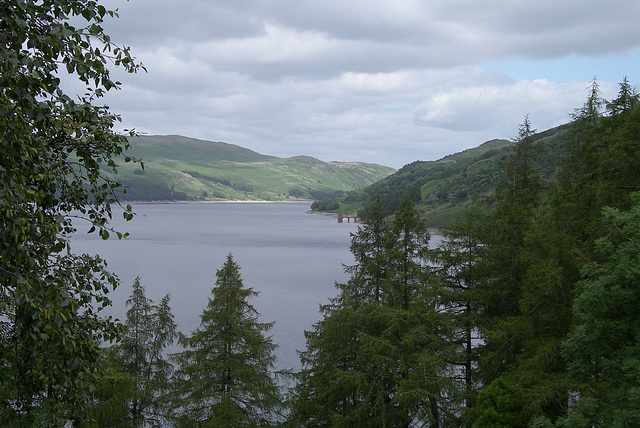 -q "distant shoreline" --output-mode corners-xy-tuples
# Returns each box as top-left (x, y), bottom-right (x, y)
(123, 199), (314, 204)
(118, 199), (352, 221)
